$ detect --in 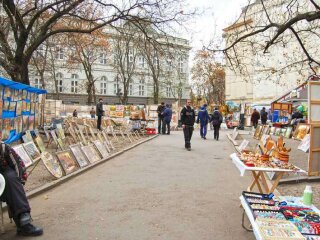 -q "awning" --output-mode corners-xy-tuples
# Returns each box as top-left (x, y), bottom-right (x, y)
(0, 76), (47, 94)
